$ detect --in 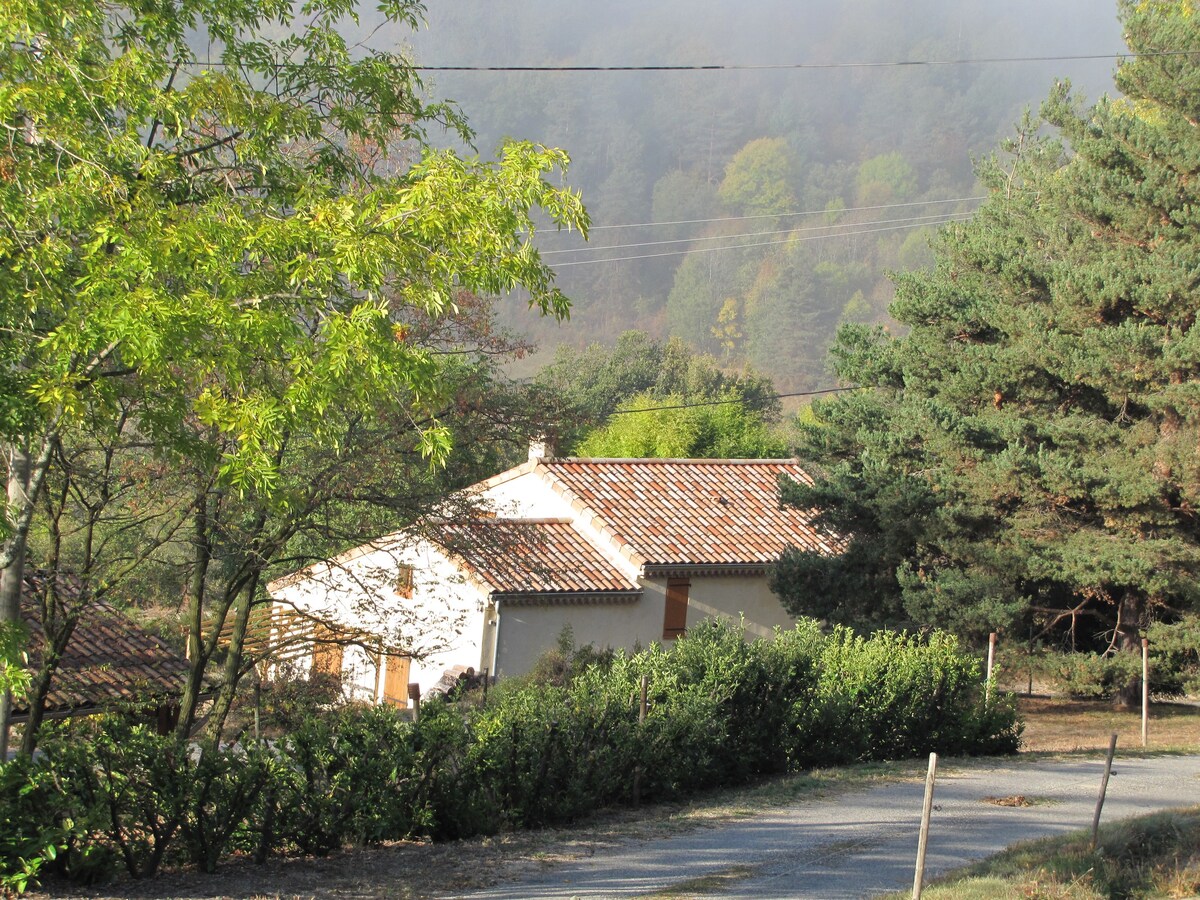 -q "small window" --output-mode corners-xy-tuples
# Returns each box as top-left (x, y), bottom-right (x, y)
(396, 565), (414, 599)
(663, 578), (689, 640)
